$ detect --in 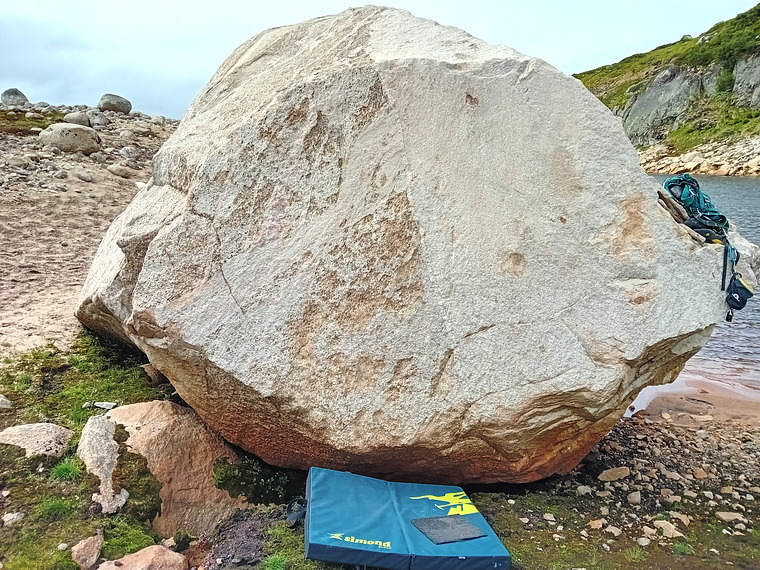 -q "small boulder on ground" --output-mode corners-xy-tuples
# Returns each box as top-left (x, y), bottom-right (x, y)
(1, 88), (29, 106)
(39, 123), (101, 155)
(71, 530), (103, 570)
(98, 545), (188, 570)
(63, 111), (91, 127)
(98, 93), (132, 114)
(85, 109), (109, 127)
(0, 422), (73, 457)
